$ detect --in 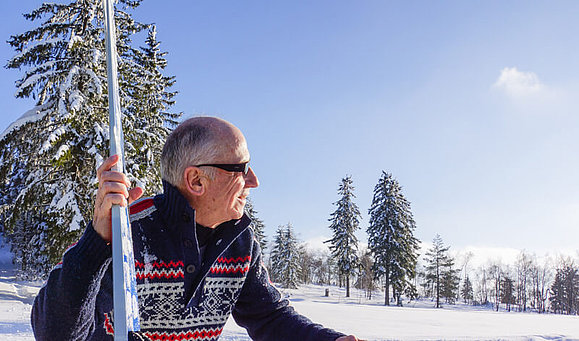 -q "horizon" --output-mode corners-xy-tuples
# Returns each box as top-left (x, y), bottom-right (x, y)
(1, 1), (578, 259)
